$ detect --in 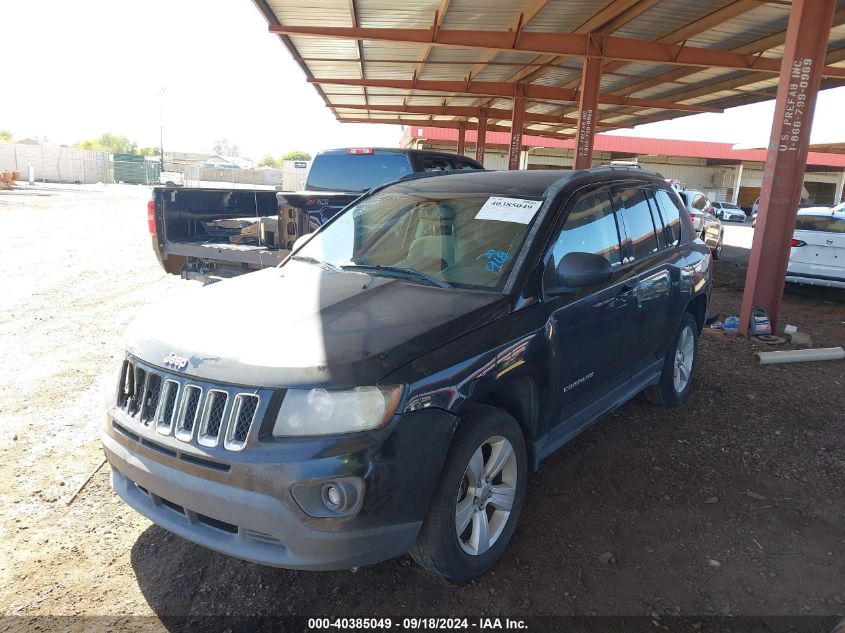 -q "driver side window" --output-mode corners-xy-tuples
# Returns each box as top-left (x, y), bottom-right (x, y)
(549, 188), (623, 270)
